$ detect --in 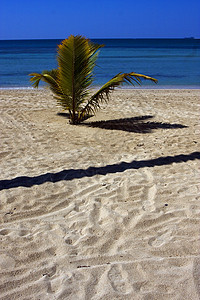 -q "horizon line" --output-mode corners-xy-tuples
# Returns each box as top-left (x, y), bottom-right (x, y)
(0, 37), (199, 41)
